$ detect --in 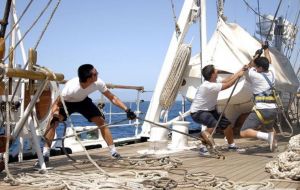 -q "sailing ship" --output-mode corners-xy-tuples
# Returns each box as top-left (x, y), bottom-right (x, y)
(0, 0), (299, 189)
